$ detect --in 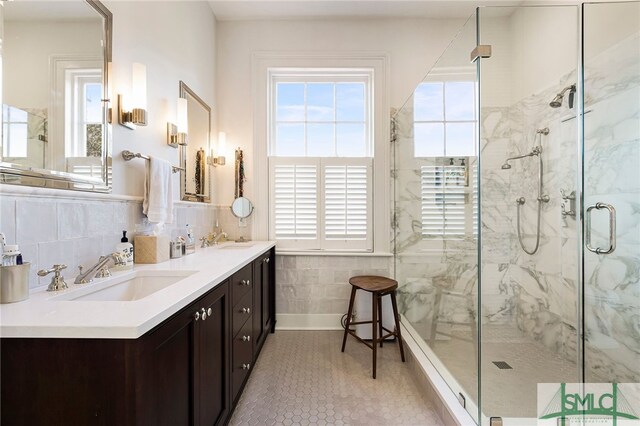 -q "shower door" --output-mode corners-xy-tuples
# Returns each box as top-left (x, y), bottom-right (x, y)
(582, 1), (640, 387)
